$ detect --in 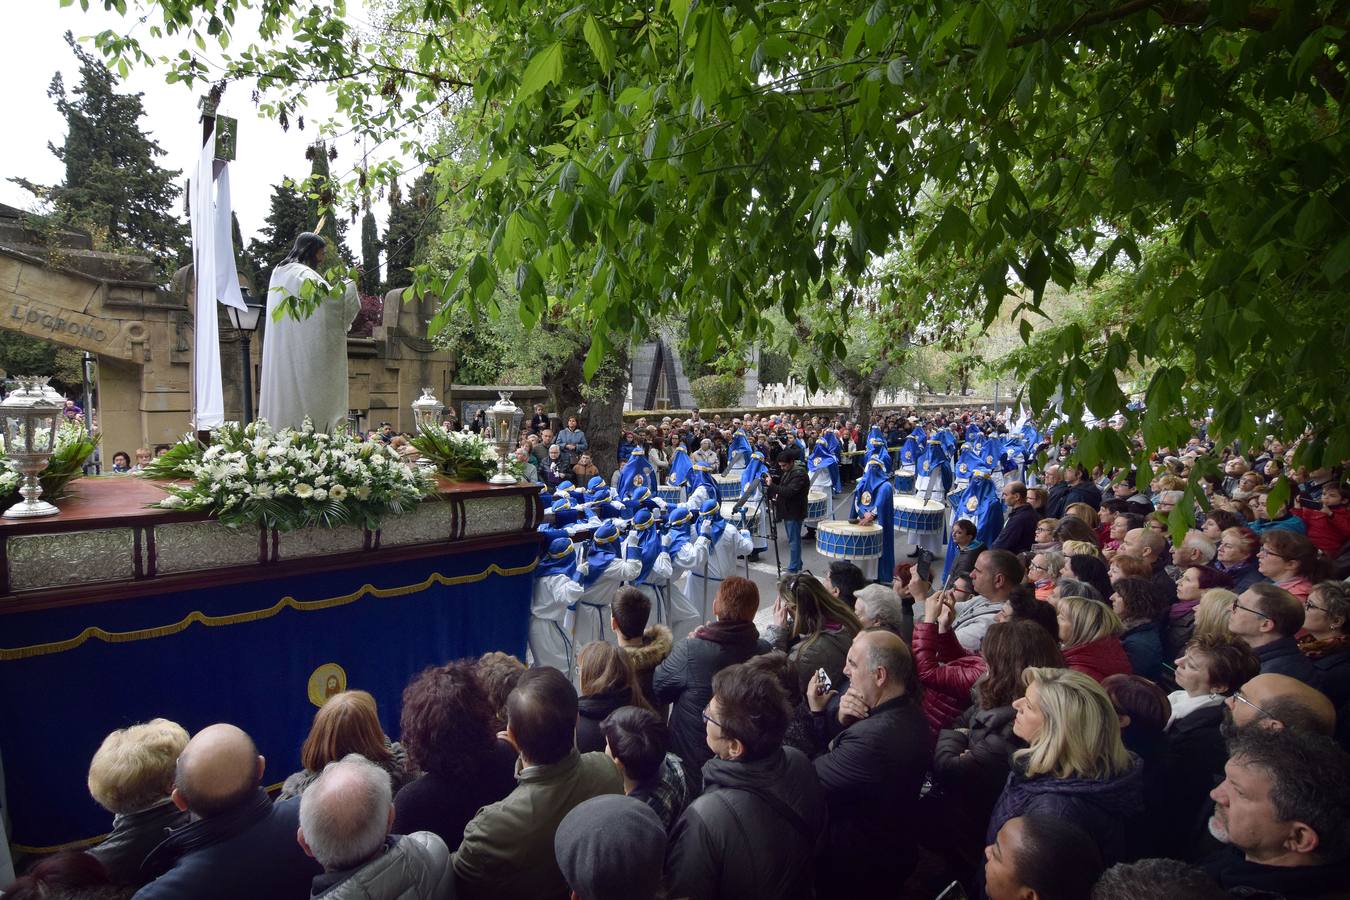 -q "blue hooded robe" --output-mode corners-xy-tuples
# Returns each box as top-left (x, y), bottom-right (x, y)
(851, 458), (895, 584)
